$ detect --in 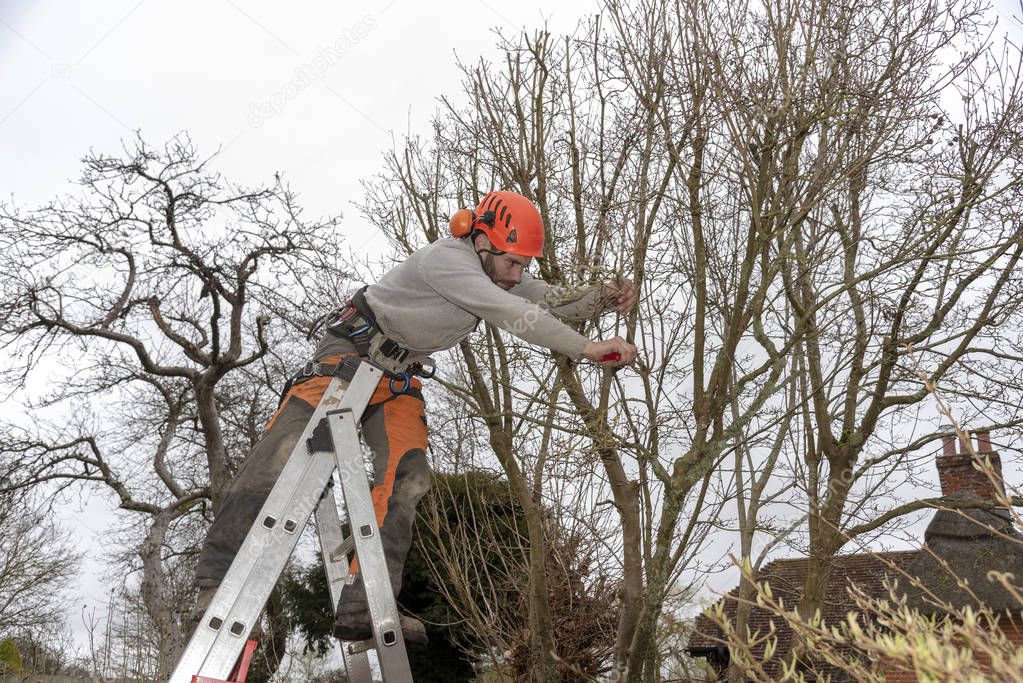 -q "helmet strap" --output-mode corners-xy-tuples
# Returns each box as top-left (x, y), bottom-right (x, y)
(469, 230), (506, 257)
(476, 247), (506, 257)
